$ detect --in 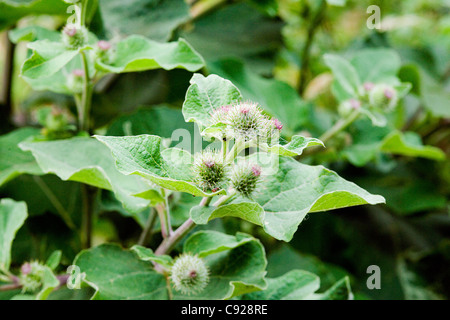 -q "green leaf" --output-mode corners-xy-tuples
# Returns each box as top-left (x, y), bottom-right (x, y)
(174, 231), (267, 300)
(21, 41), (80, 80)
(73, 244), (168, 300)
(97, 0), (190, 42)
(193, 154), (384, 241)
(45, 250), (62, 270)
(9, 26), (61, 43)
(182, 73), (243, 129)
(264, 135), (324, 156)
(130, 245), (173, 269)
(36, 266), (60, 300)
(209, 59), (310, 135)
(0, 0), (68, 31)
(190, 199), (265, 226)
(311, 277), (353, 300)
(242, 270), (320, 300)
(350, 48), (401, 84)
(96, 36), (204, 74)
(19, 137), (151, 215)
(0, 128), (43, 187)
(380, 131), (446, 160)
(183, 230), (254, 257)
(0, 198), (28, 271)
(95, 135), (226, 197)
(324, 54), (361, 98)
